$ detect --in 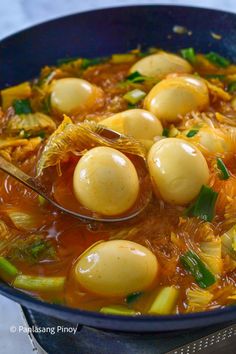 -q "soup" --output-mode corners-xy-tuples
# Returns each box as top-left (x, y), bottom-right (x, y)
(0, 48), (236, 316)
